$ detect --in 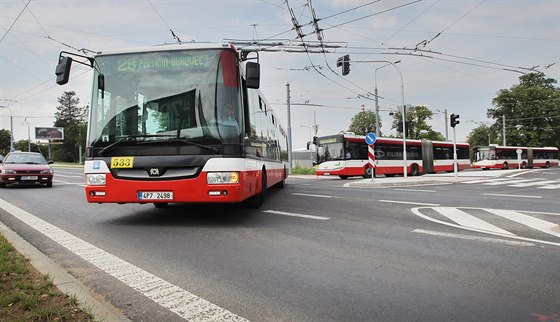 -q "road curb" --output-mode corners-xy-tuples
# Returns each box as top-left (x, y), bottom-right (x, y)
(0, 221), (131, 322)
